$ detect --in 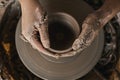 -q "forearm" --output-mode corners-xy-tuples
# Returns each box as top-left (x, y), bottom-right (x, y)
(95, 0), (120, 27)
(19, 0), (40, 7)
(19, 0), (43, 13)
(18, 0), (45, 27)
